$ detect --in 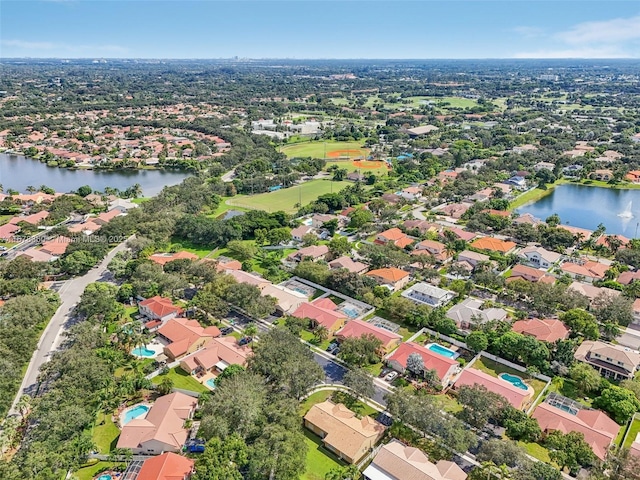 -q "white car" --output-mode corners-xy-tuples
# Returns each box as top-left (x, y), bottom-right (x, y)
(384, 371), (398, 382)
